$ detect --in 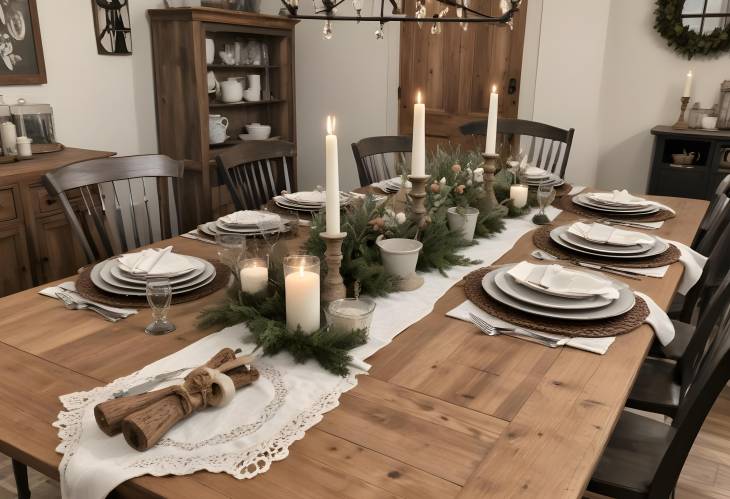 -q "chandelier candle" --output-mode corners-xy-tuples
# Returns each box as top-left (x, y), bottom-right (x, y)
(412, 91), (426, 176)
(485, 85), (498, 154)
(325, 115), (340, 235)
(284, 256), (321, 334)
